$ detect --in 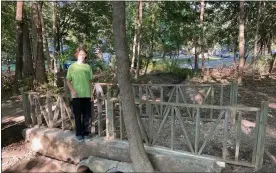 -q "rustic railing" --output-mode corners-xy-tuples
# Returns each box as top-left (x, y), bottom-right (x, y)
(21, 82), (267, 170)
